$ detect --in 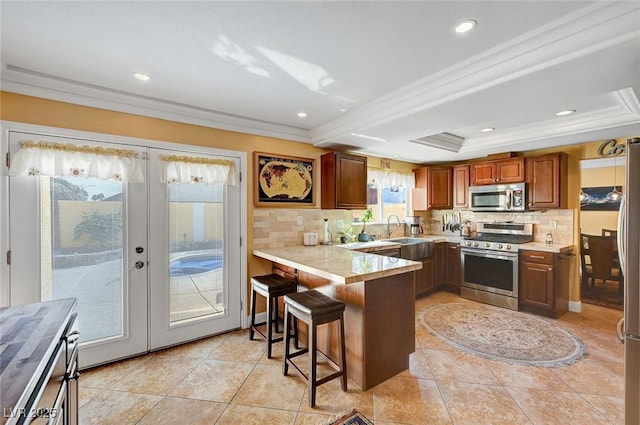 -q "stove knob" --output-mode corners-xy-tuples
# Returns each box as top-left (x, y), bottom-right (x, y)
(466, 241), (471, 246)
(505, 245), (512, 250)
(484, 242), (491, 248)
(497, 244), (503, 249)
(472, 242), (479, 248)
